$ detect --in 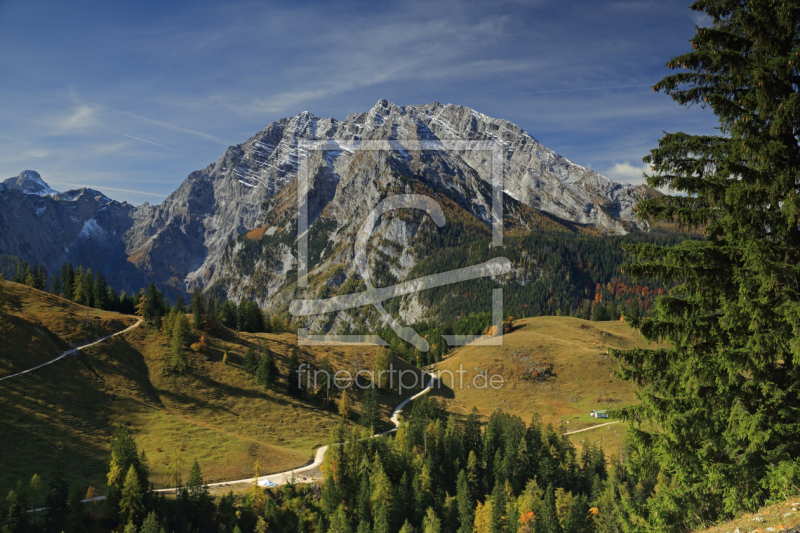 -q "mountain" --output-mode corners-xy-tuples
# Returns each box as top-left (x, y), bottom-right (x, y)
(0, 100), (658, 312)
